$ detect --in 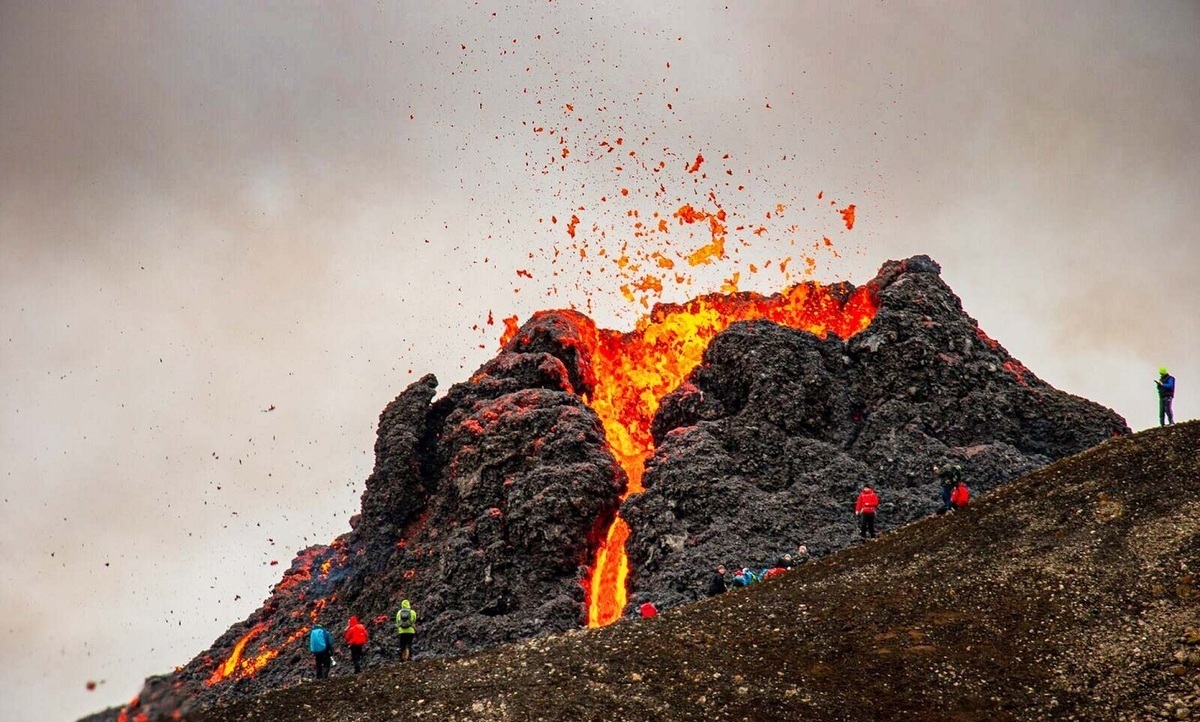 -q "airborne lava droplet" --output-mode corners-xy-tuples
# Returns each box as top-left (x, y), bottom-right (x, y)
(500, 315), (520, 347)
(839, 204), (856, 230)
